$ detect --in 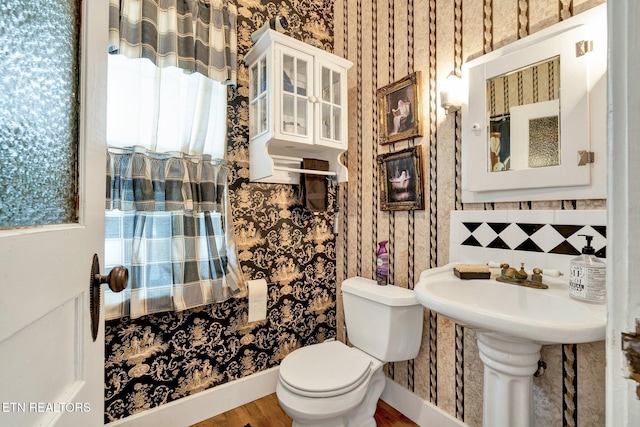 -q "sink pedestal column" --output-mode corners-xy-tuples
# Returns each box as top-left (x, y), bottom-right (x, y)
(476, 331), (542, 427)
